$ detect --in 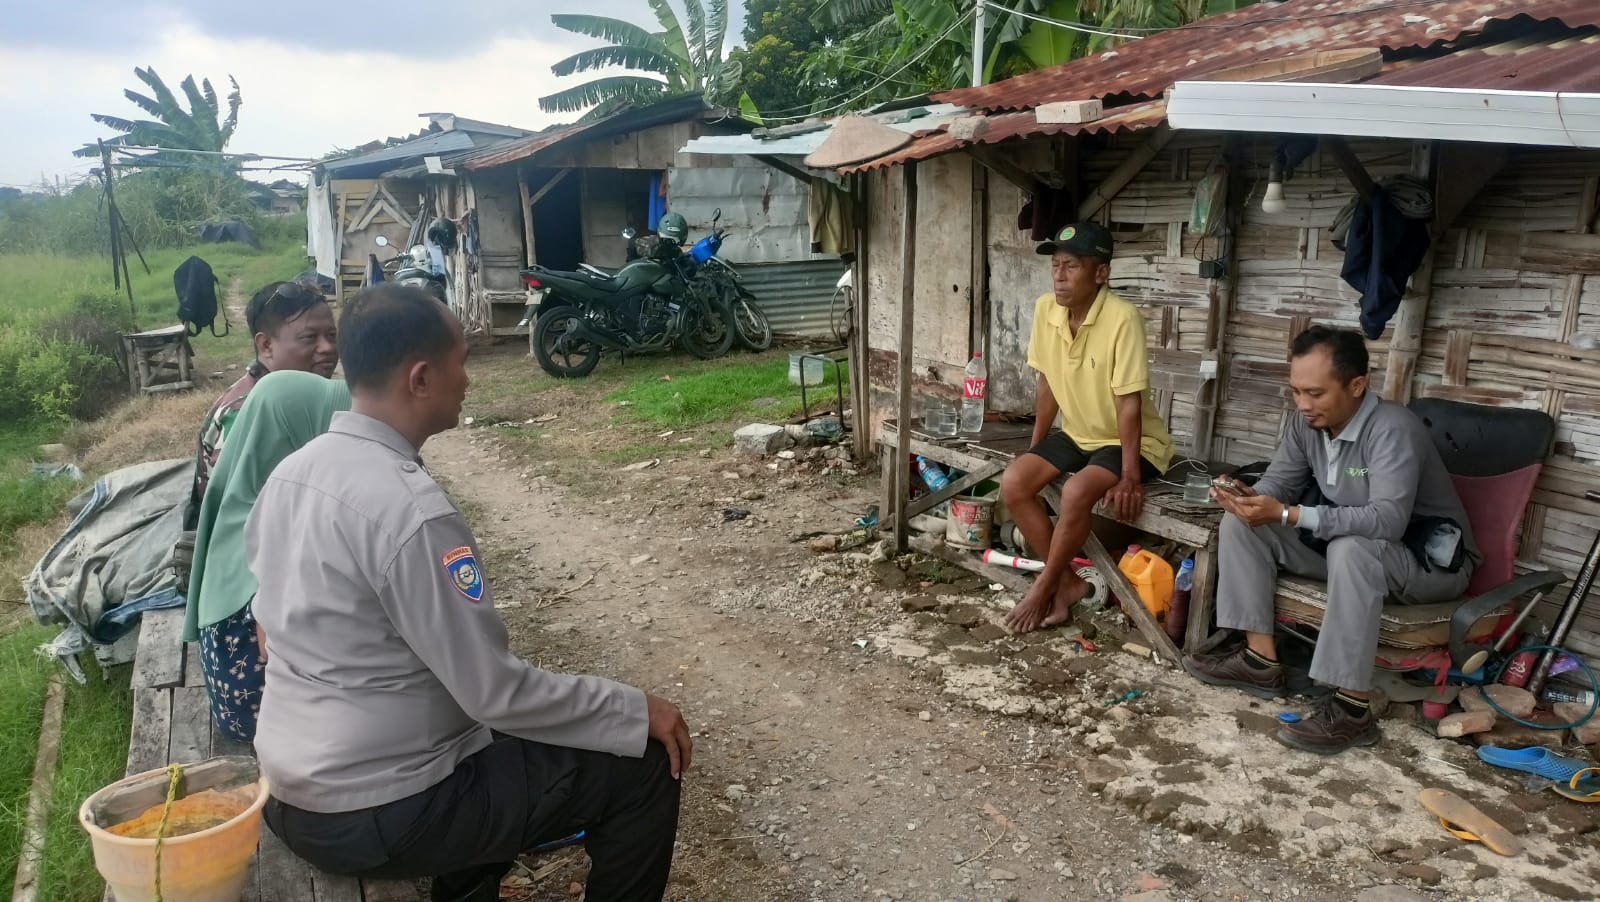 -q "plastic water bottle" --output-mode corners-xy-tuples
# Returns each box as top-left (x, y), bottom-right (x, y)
(1166, 557), (1195, 643)
(960, 352), (987, 434)
(915, 456), (950, 493)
